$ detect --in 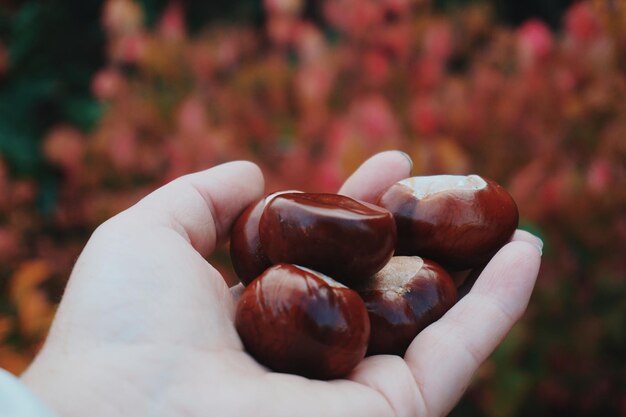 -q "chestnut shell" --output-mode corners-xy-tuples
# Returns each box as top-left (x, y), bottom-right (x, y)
(259, 193), (396, 284)
(354, 256), (457, 356)
(377, 175), (518, 270)
(235, 264), (370, 379)
(230, 191), (302, 285)
(230, 197), (271, 285)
